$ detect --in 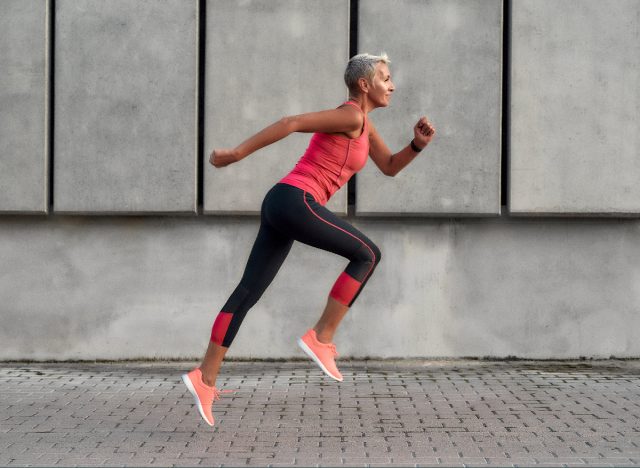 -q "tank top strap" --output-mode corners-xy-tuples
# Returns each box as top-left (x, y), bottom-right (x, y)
(341, 100), (367, 133)
(342, 100), (364, 113)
